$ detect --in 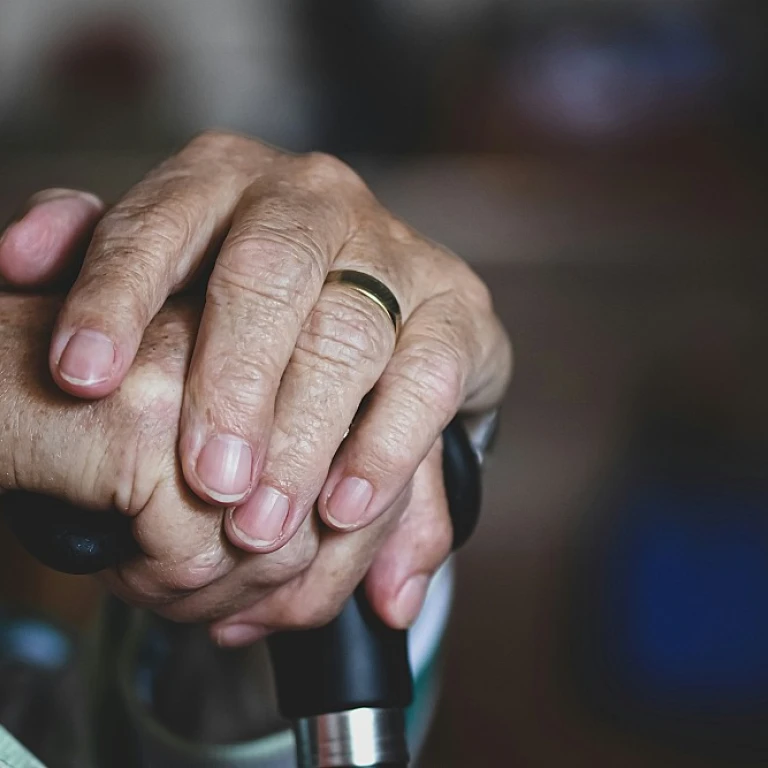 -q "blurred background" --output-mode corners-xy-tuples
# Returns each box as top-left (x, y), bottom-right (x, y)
(1, 0), (768, 765)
